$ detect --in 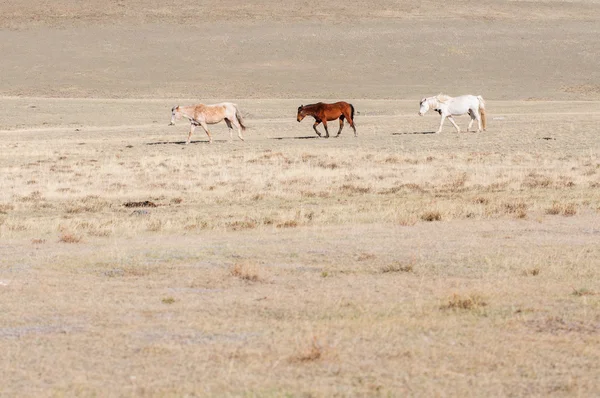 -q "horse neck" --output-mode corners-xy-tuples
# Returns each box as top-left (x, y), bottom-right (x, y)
(180, 105), (201, 119)
(427, 97), (440, 108)
(300, 104), (319, 115)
